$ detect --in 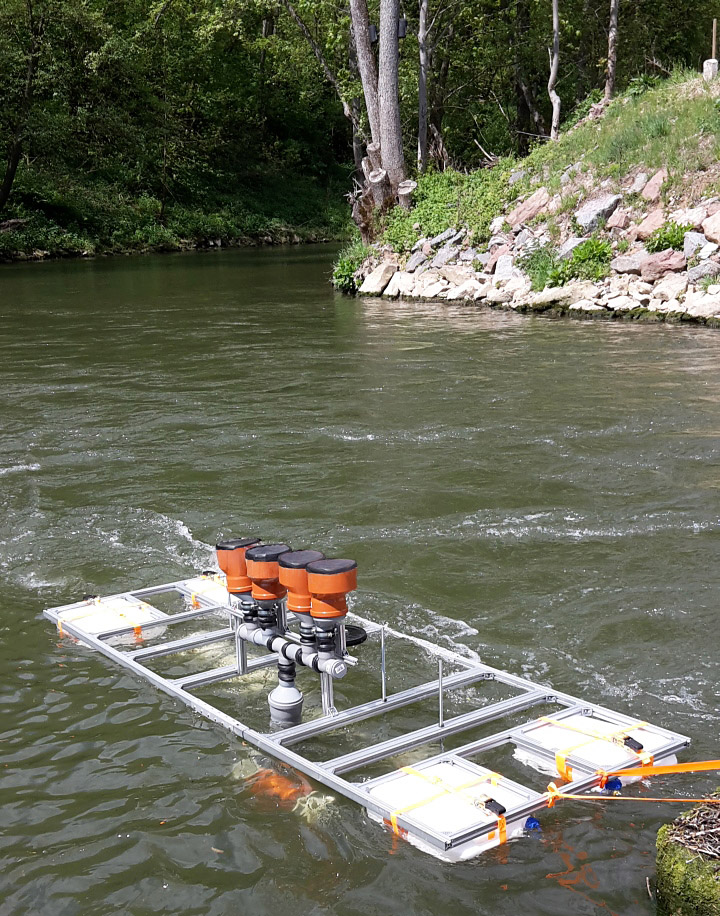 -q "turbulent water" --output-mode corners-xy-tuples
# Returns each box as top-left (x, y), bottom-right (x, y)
(1, 246), (719, 916)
